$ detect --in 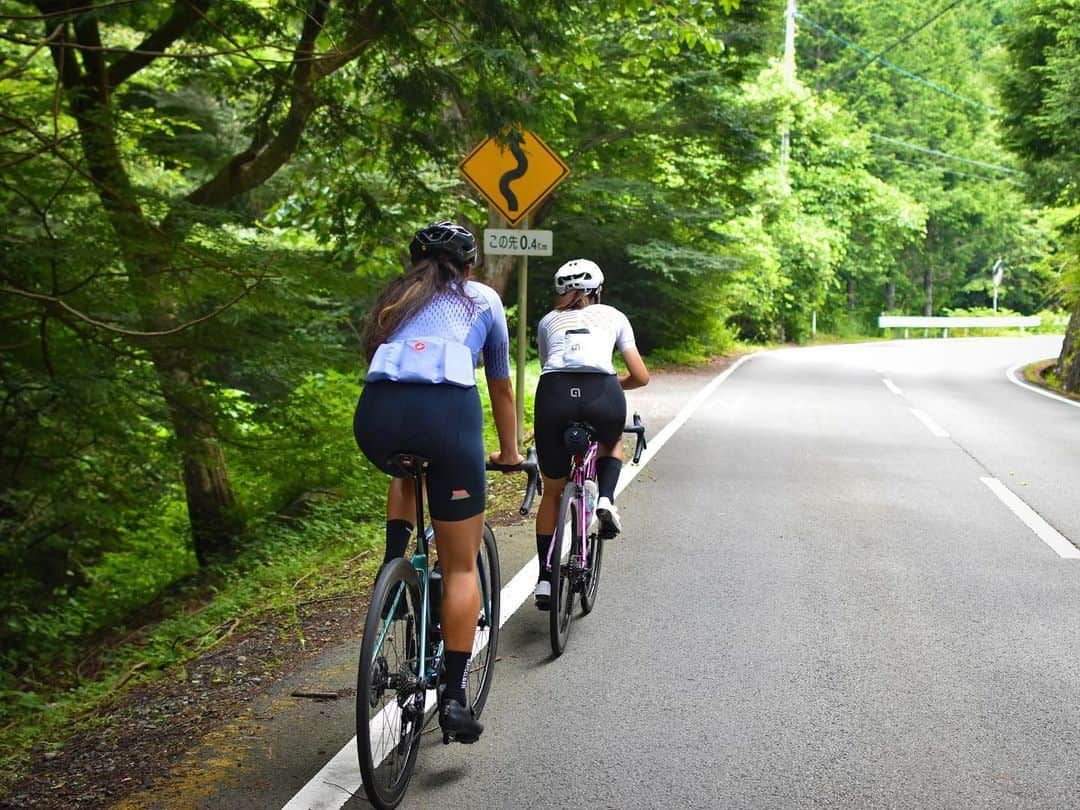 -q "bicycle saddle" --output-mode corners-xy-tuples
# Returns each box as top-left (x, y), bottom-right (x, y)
(386, 453), (430, 478)
(562, 422), (594, 456)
